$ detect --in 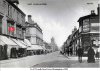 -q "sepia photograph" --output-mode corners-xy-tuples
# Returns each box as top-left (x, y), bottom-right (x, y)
(0, 0), (100, 70)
